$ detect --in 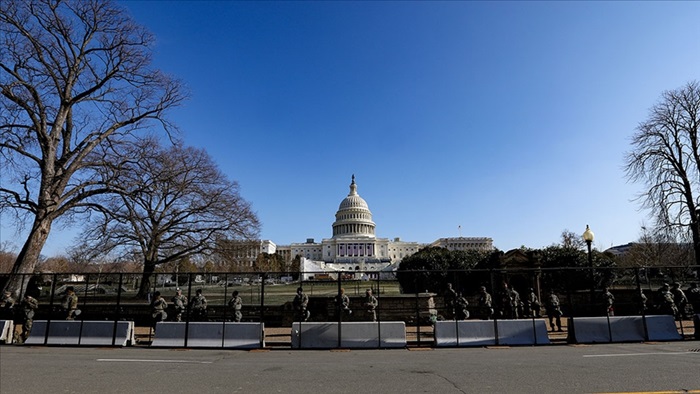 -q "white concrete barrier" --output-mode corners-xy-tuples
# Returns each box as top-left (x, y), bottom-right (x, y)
(497, 319), (551, 345)
(1, 320), (13, 344)
(695, 314), (700, 340)
(434, 319), (550, 347)
(25, 321), (135, 346)
(291, 322), (406, 349)
(151, 322), (264, 349)
(569, 315), (681, 344)
(645, 315), (683, 341)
